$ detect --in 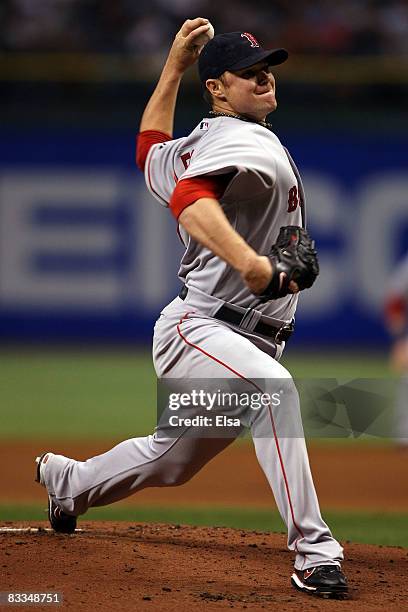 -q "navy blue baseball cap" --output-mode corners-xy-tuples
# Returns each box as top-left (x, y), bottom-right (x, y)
(198, 31), (288, 85)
